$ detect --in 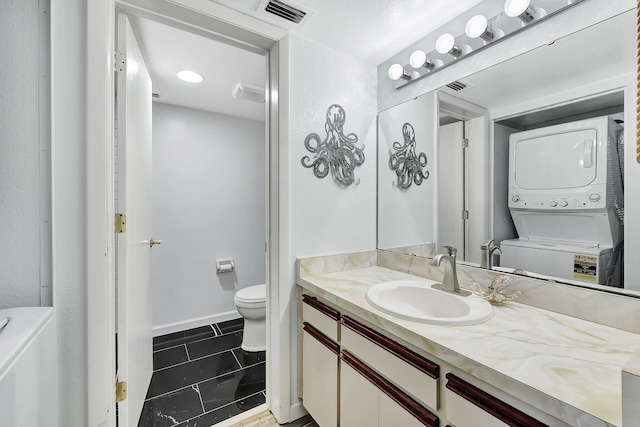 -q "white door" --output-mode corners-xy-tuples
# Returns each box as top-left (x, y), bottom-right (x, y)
(438, 121), (465, 257)
(116, 13), (154, 427)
